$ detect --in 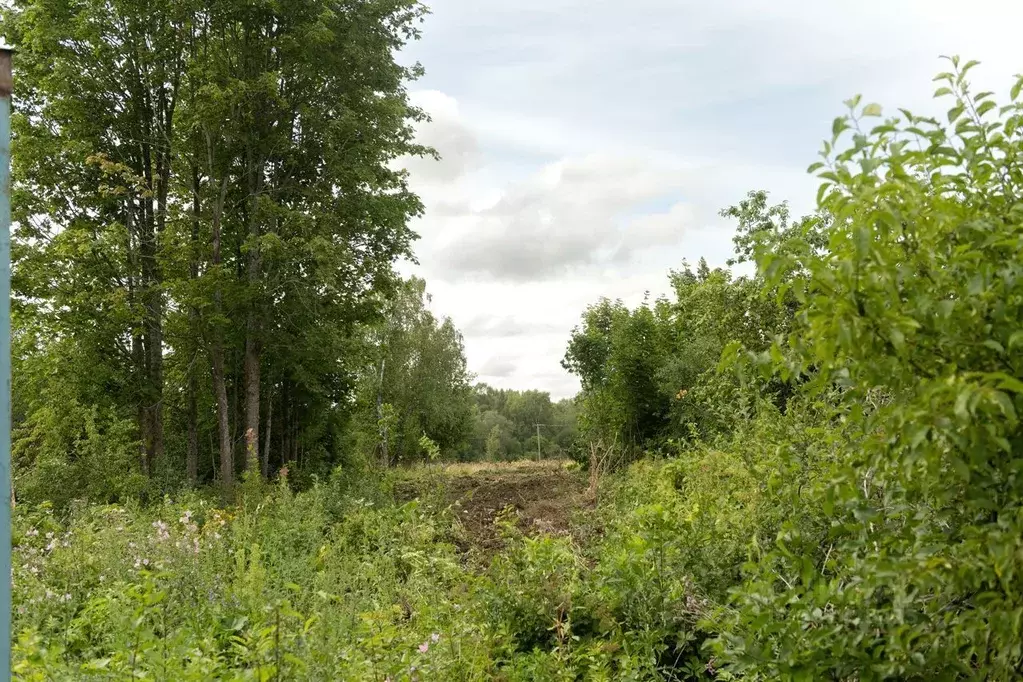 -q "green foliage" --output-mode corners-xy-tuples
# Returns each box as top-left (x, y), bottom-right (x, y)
(707, 59), (1023, 680)
(555, 60), (1023, 680)
(563, 258), (793, 463)
(8, 14), (1023, 678)
(352, 277), (475, 465)
(10, 463), (717, 681)
(5, 0), (432, 503)
(464, 385), (580, 462)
